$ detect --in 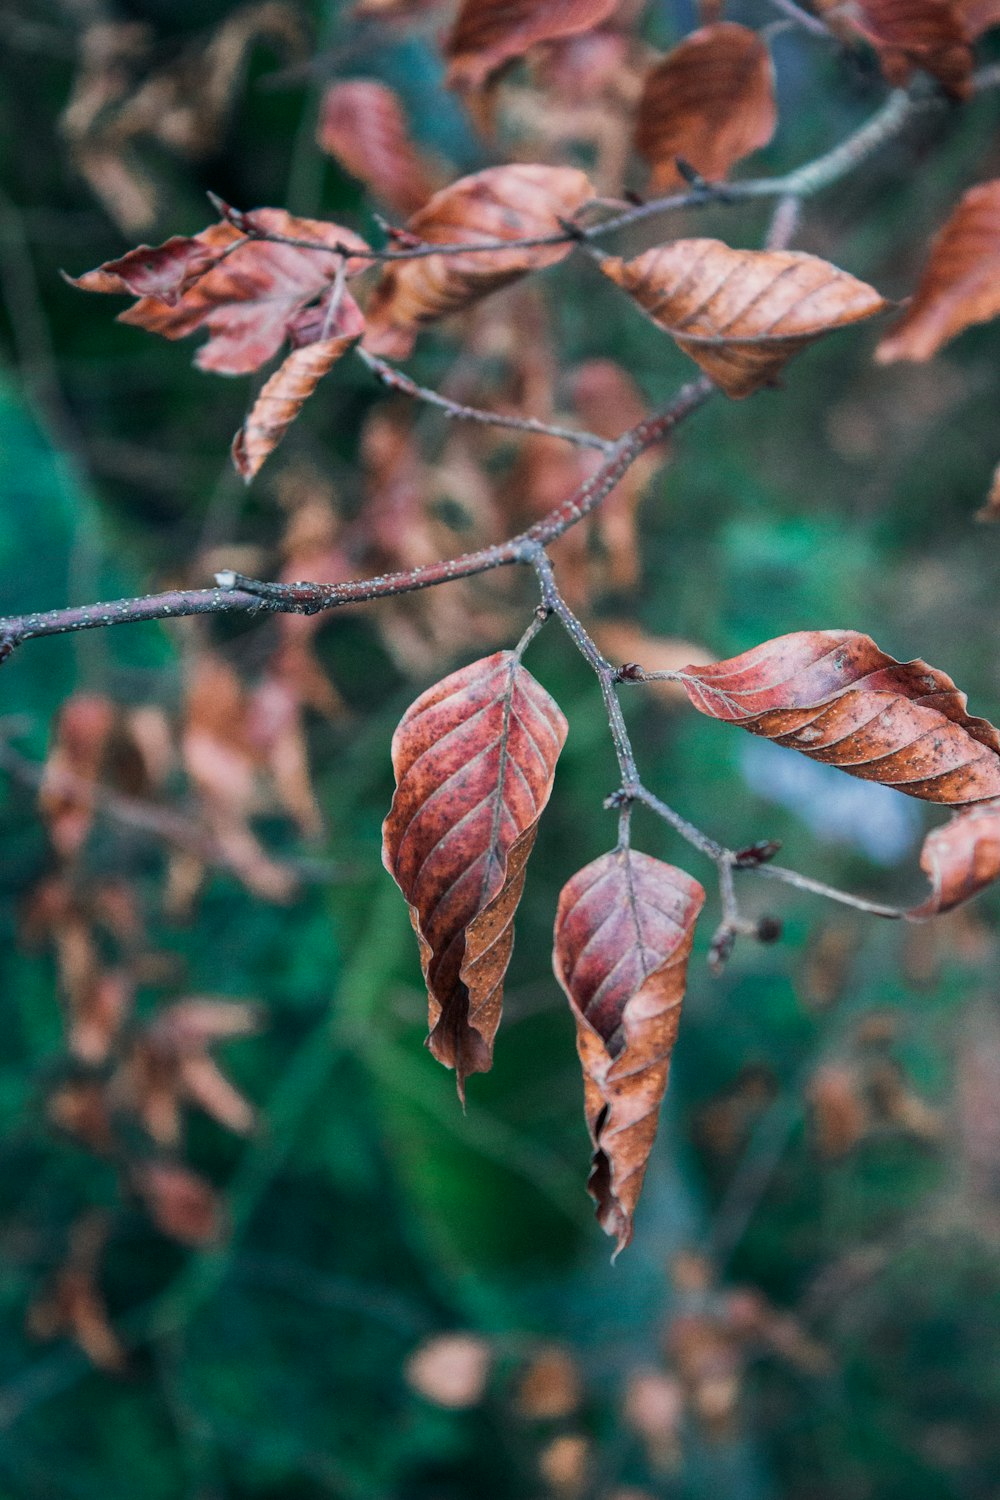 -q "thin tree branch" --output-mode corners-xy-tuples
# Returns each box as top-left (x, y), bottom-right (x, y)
(355, 347), (612, 451)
